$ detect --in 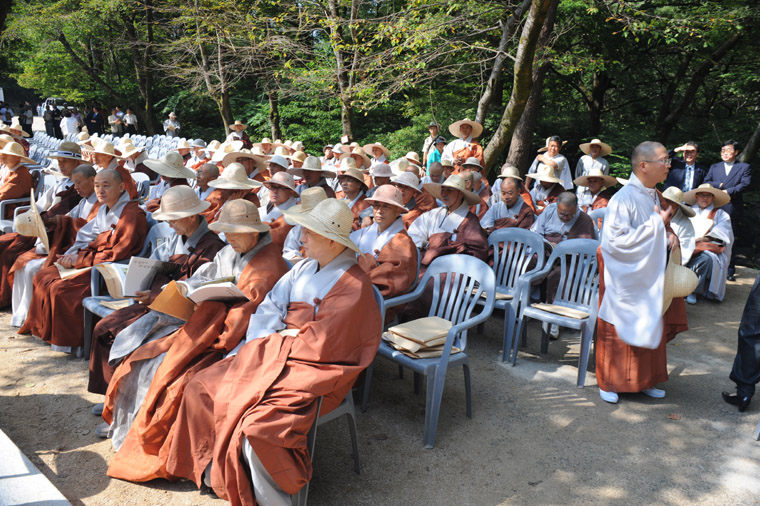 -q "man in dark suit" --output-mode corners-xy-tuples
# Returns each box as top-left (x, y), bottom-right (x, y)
(704, 139), (752, 280)
(664, 141), (707, 192)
